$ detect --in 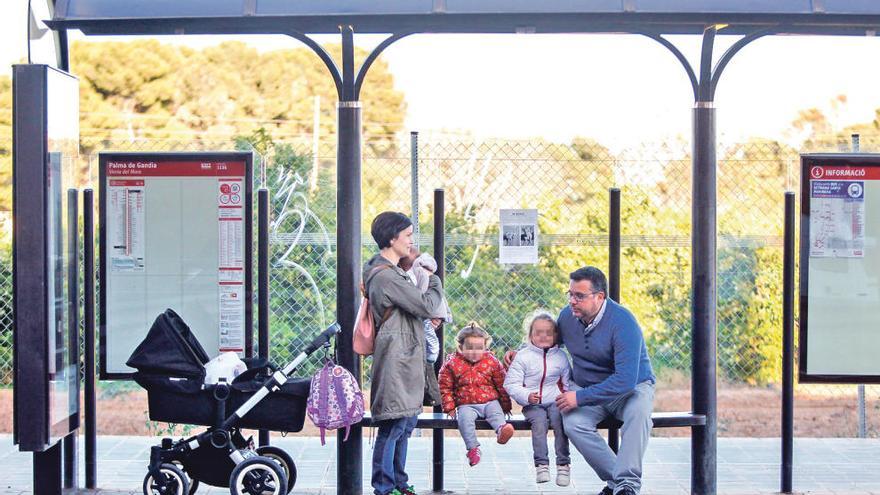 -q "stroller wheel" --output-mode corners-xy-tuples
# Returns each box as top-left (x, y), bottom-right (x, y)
(143, 463), (191, 495)
(170, 461), (200, 495)
(229, 456), (287, 495)
(256, 446), (297, 493)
